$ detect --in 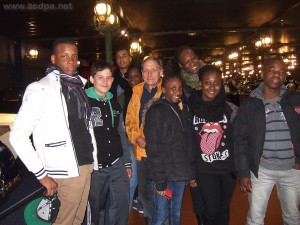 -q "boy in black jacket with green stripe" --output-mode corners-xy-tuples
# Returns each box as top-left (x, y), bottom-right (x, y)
(86, 60), (131, 225)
